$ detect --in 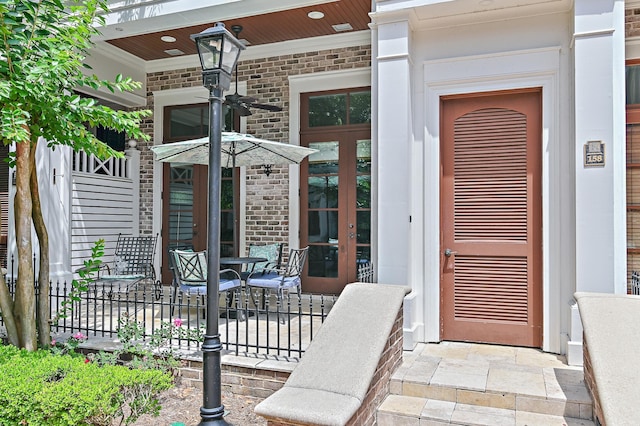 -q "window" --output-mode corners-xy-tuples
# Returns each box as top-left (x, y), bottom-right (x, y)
(164, 103), (236, 142)
(305, 89), (371, 129)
